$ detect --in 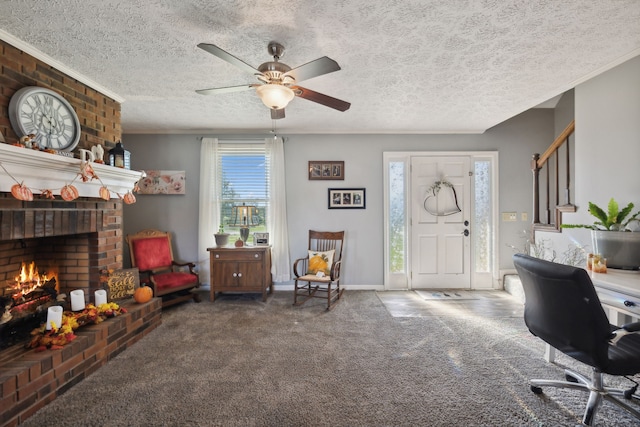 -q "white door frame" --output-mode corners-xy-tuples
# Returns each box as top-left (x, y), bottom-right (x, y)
(383, 151), (500, 290)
